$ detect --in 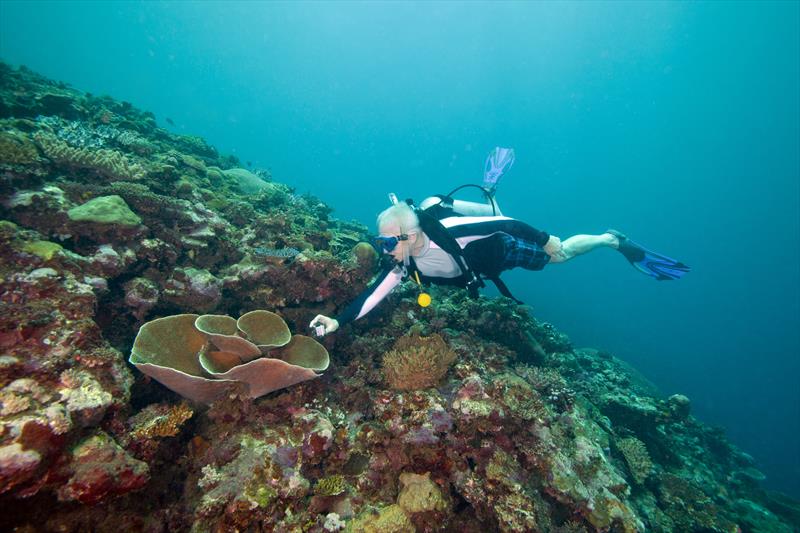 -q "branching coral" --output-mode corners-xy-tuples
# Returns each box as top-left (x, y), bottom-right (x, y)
(0, 131), (38, 165)
(658, 473), (740, 531)
(129, 402), (193, 440)
(617, 436), (653, 485)
(314, 474), (347, 497)
(382, 332), (456, 390)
